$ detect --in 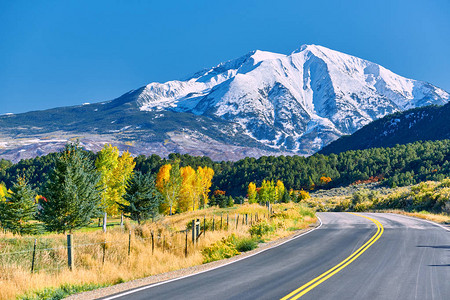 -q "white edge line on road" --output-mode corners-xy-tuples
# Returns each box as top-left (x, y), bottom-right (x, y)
(385, 212), (450, 232)
(100, 215), (323, 300)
